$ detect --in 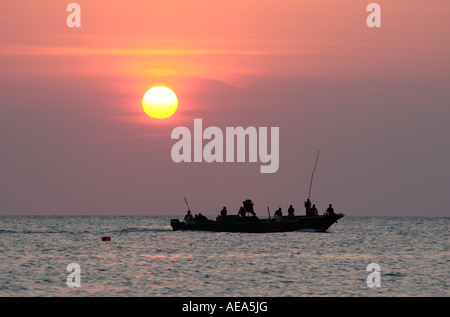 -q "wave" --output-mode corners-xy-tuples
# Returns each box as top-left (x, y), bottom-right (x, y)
(0, 229), (73, 234)
(0, 227), (171, 235)
(117, 226), (171, 233)
(0, 230), (17, 234)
